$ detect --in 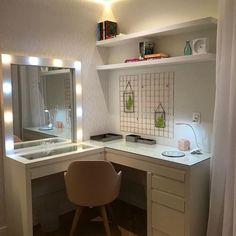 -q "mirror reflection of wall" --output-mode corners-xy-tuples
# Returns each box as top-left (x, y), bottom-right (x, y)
(11, 65), (73, 142)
